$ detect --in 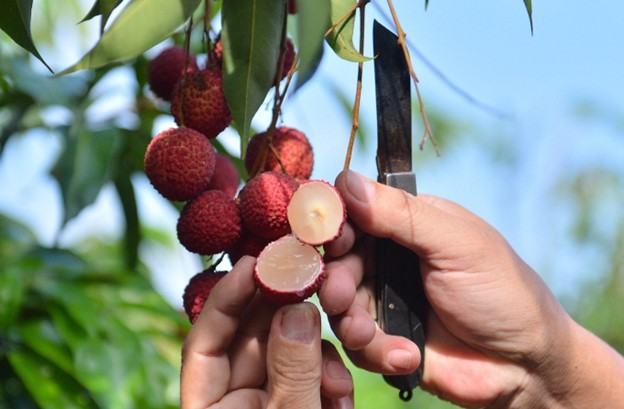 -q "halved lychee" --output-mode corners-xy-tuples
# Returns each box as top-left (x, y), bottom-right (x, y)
(287, 180), (346, 246)
(254, 234), (325, 304)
